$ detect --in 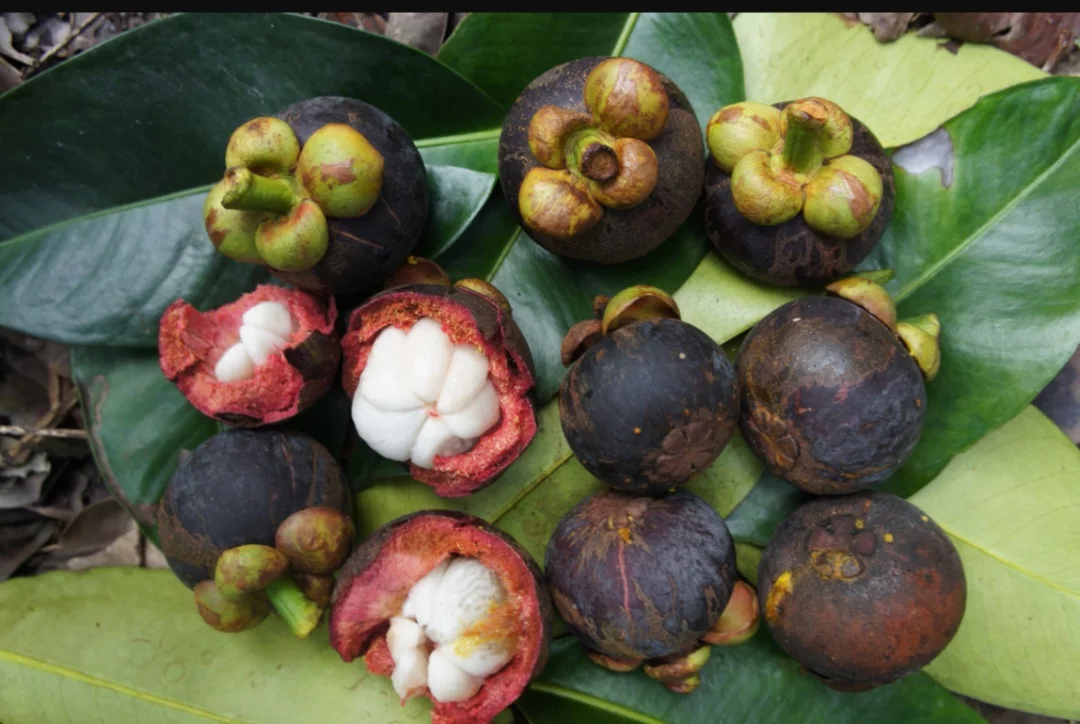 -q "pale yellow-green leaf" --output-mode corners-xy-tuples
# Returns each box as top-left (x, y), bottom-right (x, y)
(0, 568), (430, 724)
(910, 407), (1080, 719)
(734, 12), (1046, 148)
